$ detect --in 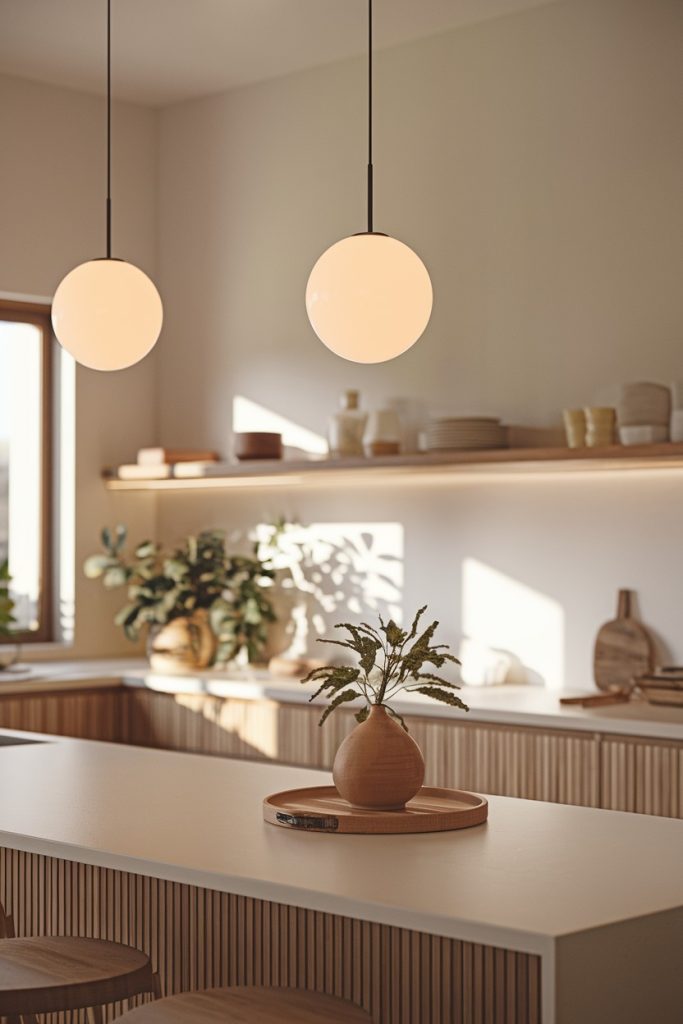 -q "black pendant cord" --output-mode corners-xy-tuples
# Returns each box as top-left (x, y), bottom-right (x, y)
(106, 0), (112, 258)
(367, 0), (373, 233)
